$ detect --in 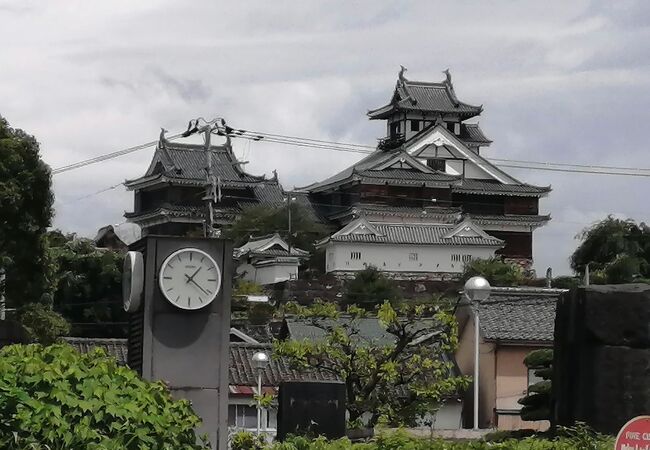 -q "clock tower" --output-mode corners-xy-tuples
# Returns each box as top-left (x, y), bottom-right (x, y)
(123, 236), (232, 449)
